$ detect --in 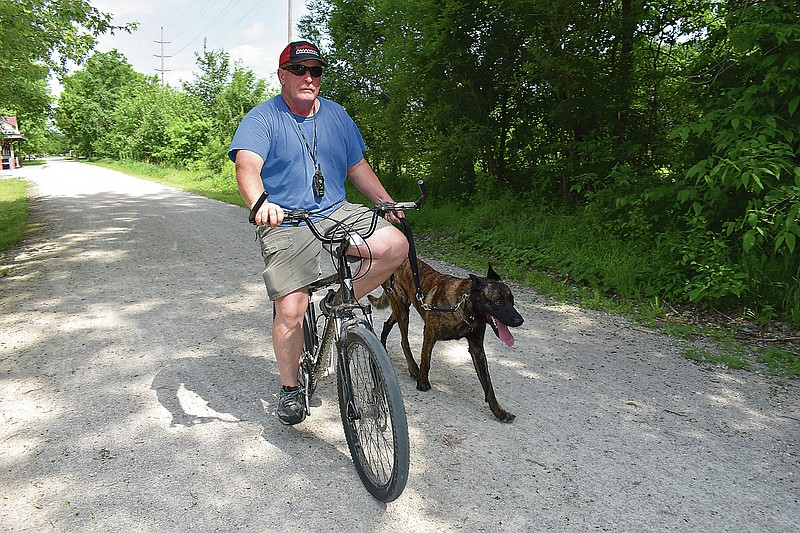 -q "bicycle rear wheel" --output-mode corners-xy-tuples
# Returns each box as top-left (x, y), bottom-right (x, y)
(337, 326), (410, 502)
